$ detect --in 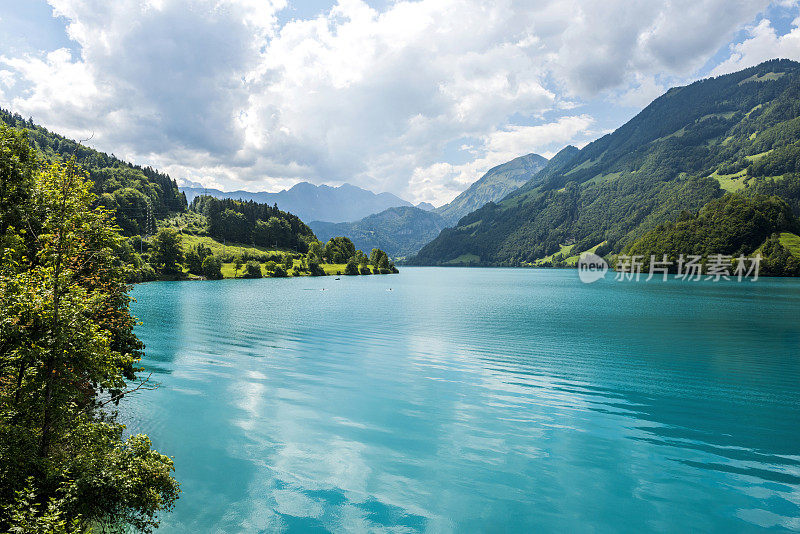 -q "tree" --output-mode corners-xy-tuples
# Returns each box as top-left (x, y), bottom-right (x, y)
(150, 227), (183, 275)
(233, 256), (243, 278)
(344, 257), (359, 275)
(219, 209), (248, 243)
(355, 250), (369, 267)
(201, 255), (223, 280)
(283, 254), (293, 272)
(307, 261), (325, 276)
(185, 243), (211, 274)
(369, 248), (388, 267)
(0, 156), (179, 532)
(306, 241), (323, 264)
(243, 260), (263, 278)
(0, 126), (36, 238)
(324, 237), (356, 263)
